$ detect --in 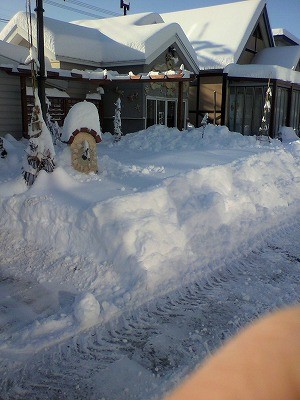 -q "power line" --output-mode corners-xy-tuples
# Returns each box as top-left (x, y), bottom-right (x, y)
(44, 0), (107, 19)
(63, 0), (119, 17)
(44, 0), (120, 19)
(0, 18), (9, 23)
